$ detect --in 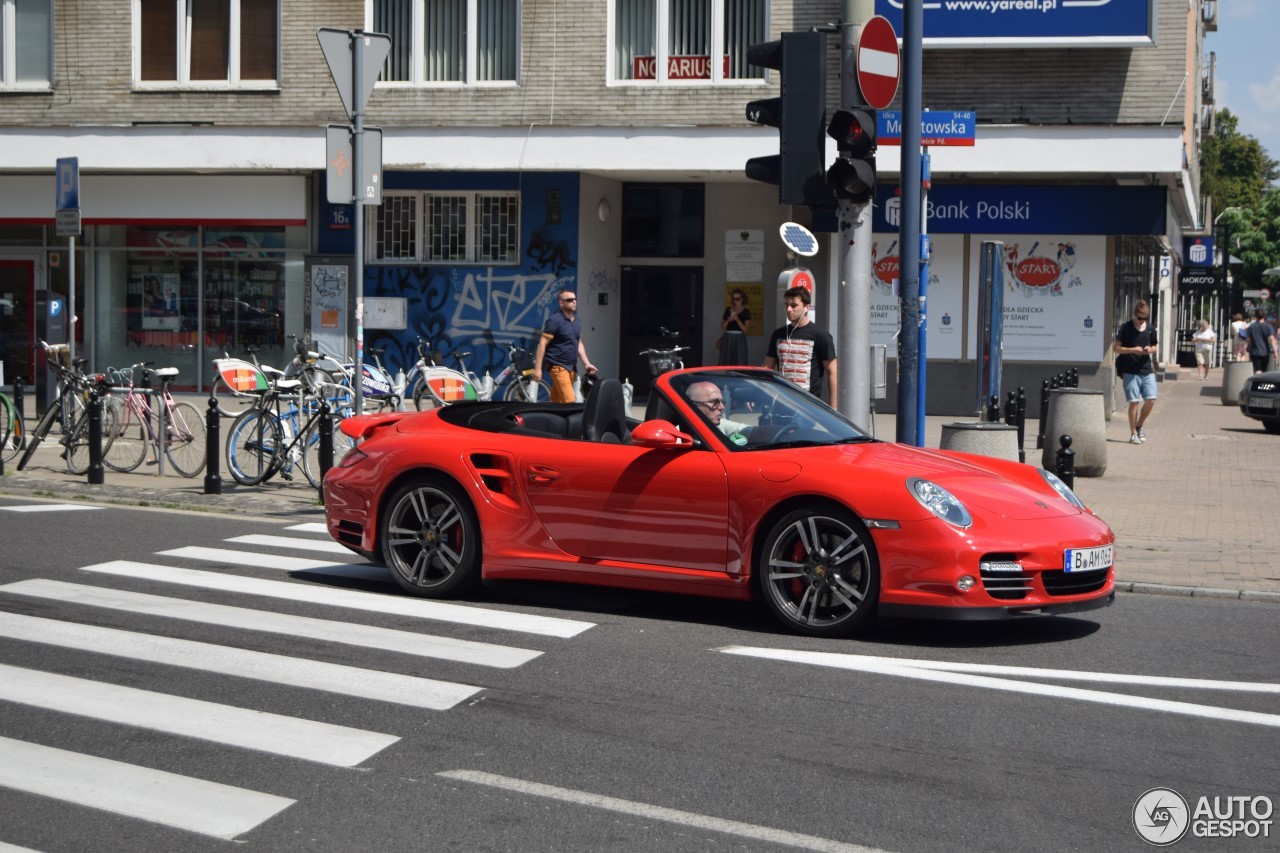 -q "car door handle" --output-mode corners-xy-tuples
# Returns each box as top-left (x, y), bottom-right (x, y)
(527, 465), (561, 483)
